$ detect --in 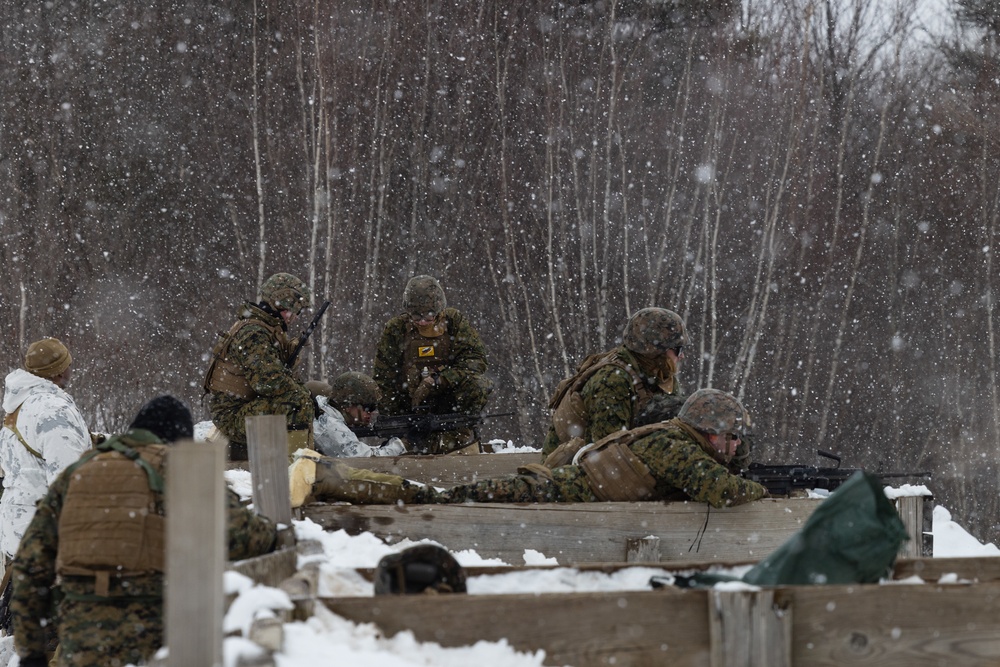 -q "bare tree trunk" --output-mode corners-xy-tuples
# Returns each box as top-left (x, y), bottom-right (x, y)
(252, 0), (267, 289)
